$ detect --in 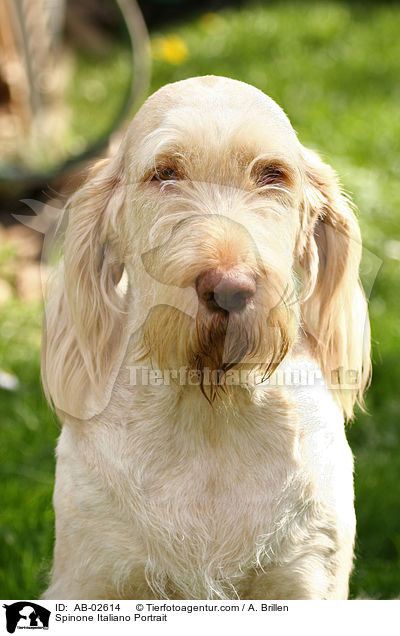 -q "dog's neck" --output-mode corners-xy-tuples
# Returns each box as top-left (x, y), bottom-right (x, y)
(105, 351), (304, 436)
